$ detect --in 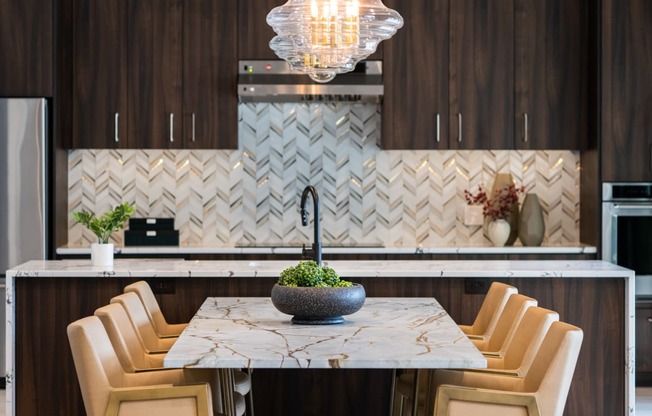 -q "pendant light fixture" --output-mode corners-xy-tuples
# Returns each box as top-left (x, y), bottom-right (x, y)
(267, 0), (403, 83)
